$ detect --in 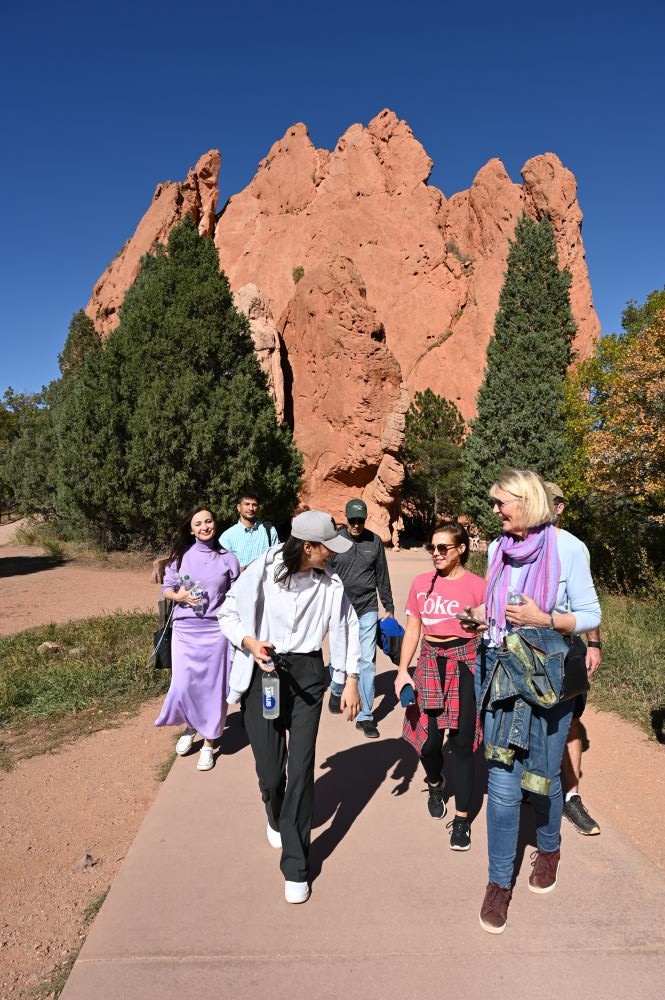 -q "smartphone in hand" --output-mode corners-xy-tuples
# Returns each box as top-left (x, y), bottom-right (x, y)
(455, 613), (482, 628)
